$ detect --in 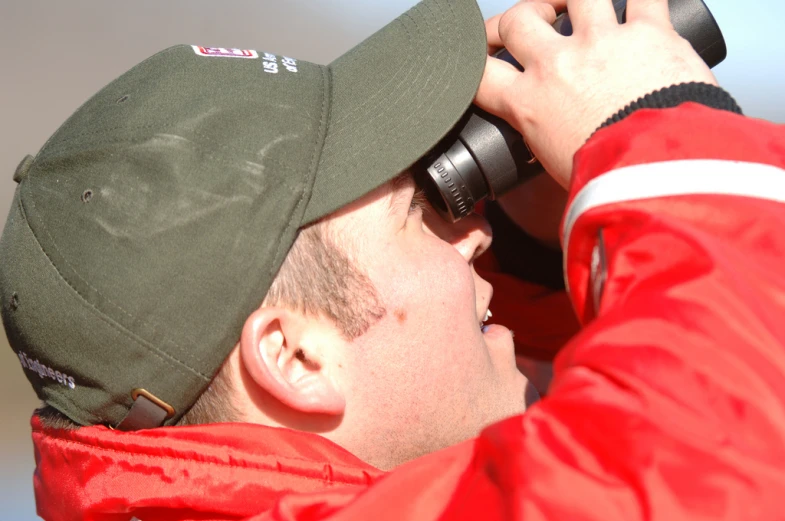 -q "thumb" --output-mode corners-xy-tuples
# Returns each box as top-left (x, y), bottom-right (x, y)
(475, 56), (523, 126)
